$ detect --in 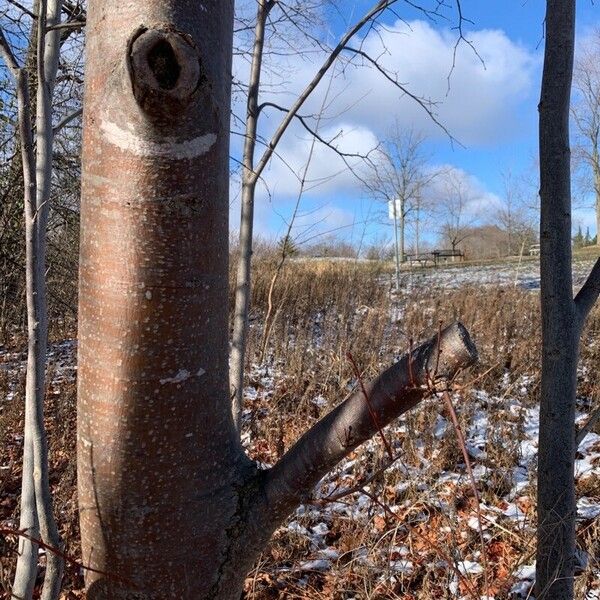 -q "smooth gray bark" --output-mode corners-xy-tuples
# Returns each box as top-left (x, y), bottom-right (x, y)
(1, 17), (41, 599)
(31, 2), (65, 598)
(12, 67), (41, 600)
(2, 2), (64, 596)
(230, 0), (273, 431)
